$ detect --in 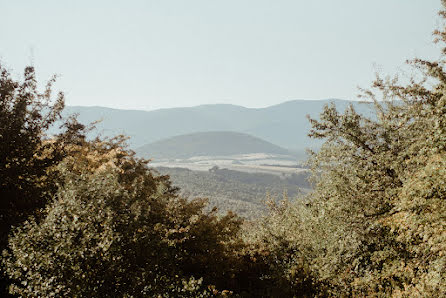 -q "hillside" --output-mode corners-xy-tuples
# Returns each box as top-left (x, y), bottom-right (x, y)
(60, 99), (373, 155)
(136, 131), (292, 159)
(155, 166), (311, 219)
